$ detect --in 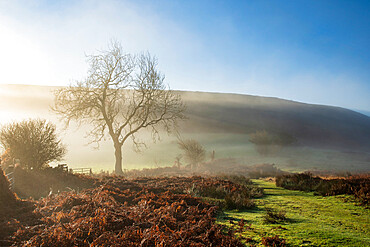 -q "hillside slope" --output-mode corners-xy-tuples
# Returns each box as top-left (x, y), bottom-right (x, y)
(179, 91), (370, 151)
(0, 84), (369, 171)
